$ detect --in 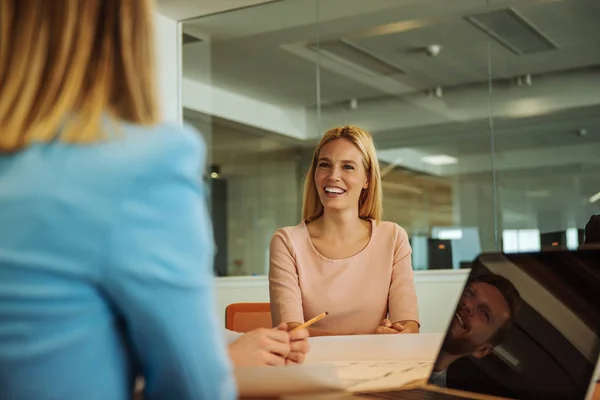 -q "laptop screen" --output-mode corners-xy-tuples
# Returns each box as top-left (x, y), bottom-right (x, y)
(428, 249), (600, 400)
